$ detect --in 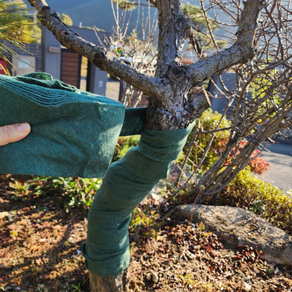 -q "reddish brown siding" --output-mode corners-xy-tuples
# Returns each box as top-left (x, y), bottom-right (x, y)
(61, 50), (80, 88)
